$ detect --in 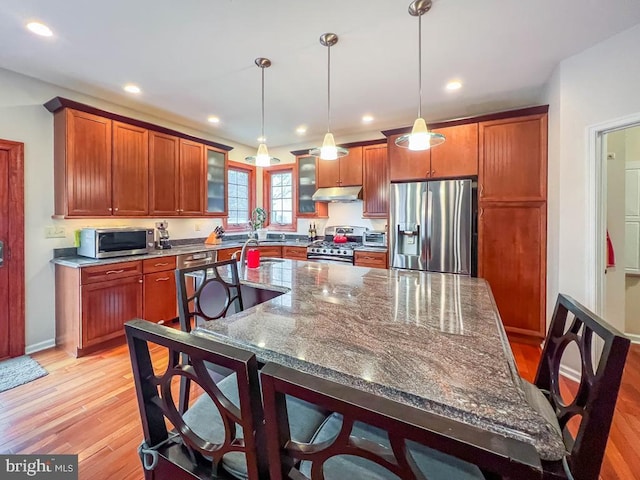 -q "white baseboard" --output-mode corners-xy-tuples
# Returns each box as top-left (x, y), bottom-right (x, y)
(25, 339), (56, 355)
(559, 364), (582, 383)
(625, 333), (640, 345)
